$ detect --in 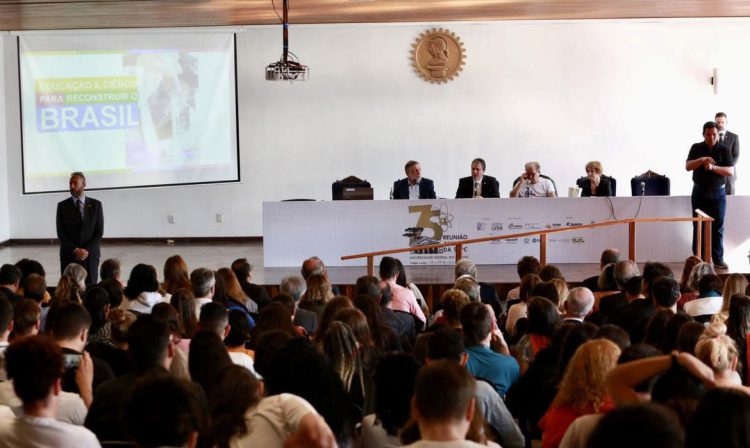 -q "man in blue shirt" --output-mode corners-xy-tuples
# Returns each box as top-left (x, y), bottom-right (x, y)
(461, 302), (520, 397)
